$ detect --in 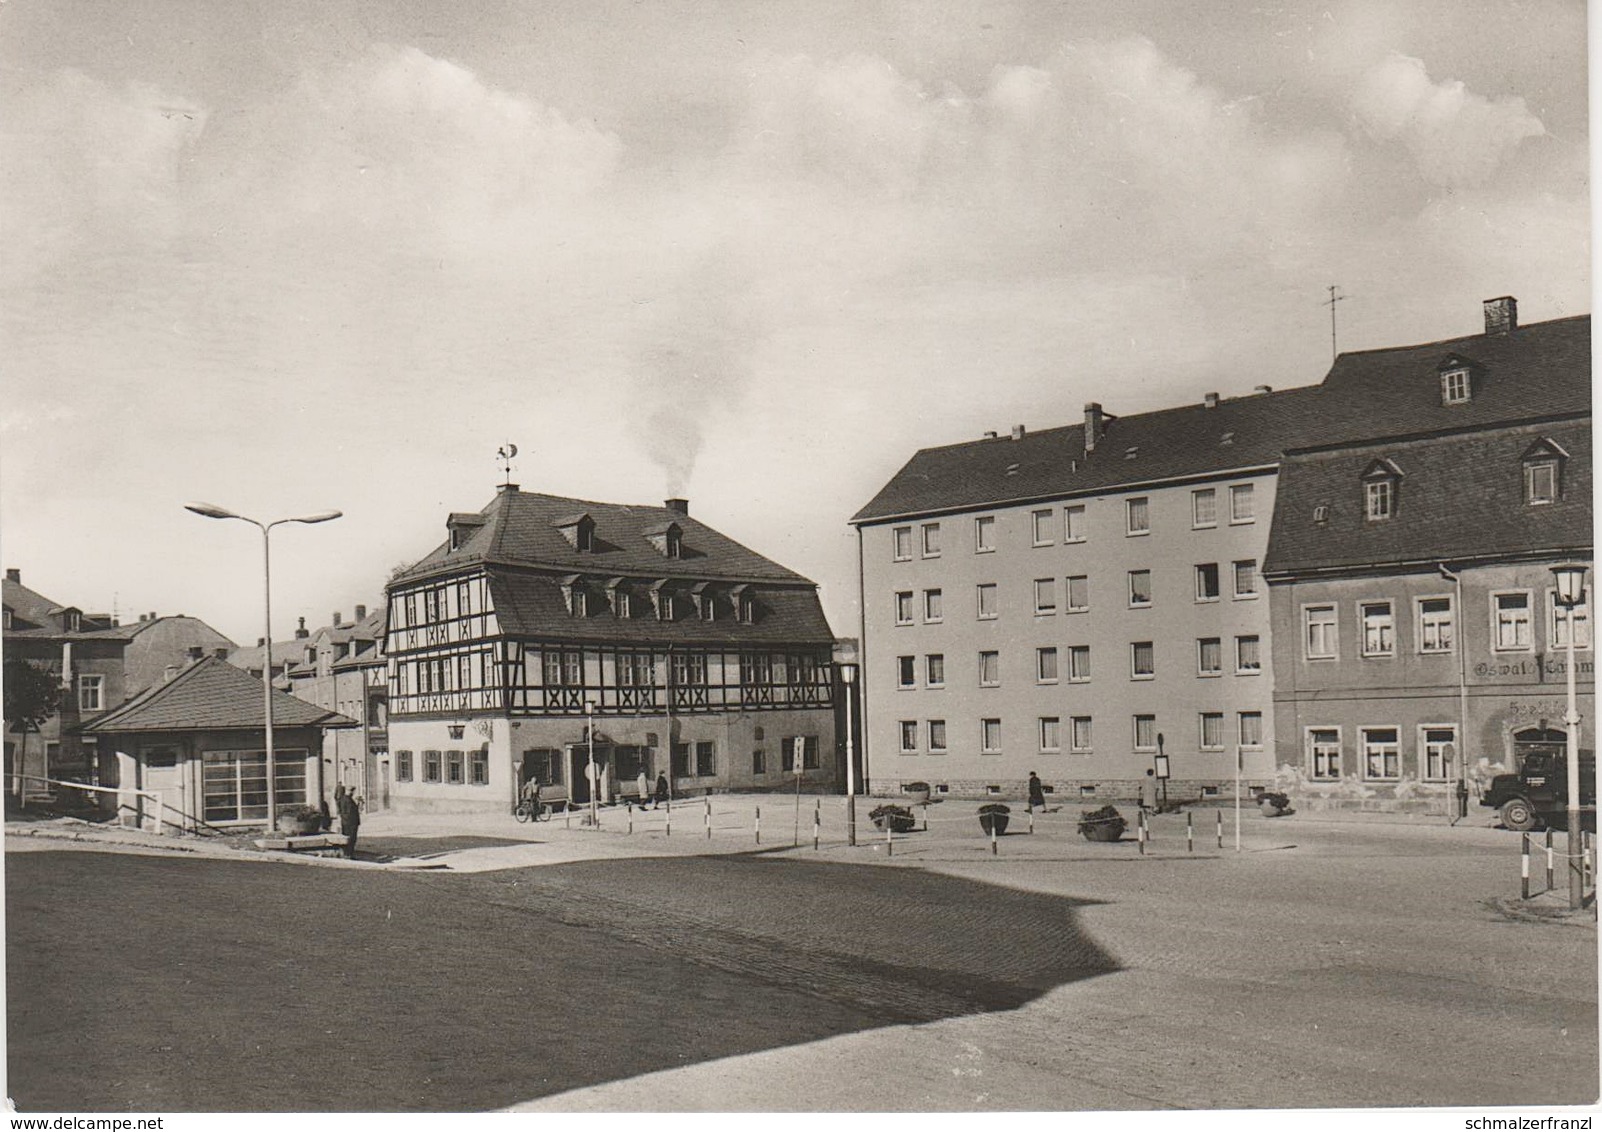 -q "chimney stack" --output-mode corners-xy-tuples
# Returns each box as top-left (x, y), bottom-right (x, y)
(332, 611), (342, 627)
(1084, 403), (1106, 455)
(982, 430), (999, 440)
(1010, 424), (1027, 440)
(1483, 295), (1518, 336)
(4, 568), (18, 583)
(213, 648), (229, 659)
(354, 604), (367, 621)
(295, 617), (309, 640)
(1203, 392), (1220, 409)
(665, 498), (689, 516)
(1254, 385), (1273, 395)
(187, 646), (204, 661)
